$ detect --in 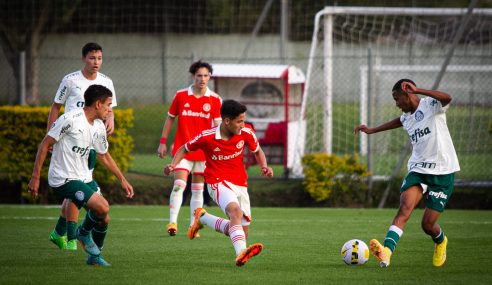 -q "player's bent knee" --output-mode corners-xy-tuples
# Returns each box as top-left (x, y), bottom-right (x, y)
(87, 195), (109, 217)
